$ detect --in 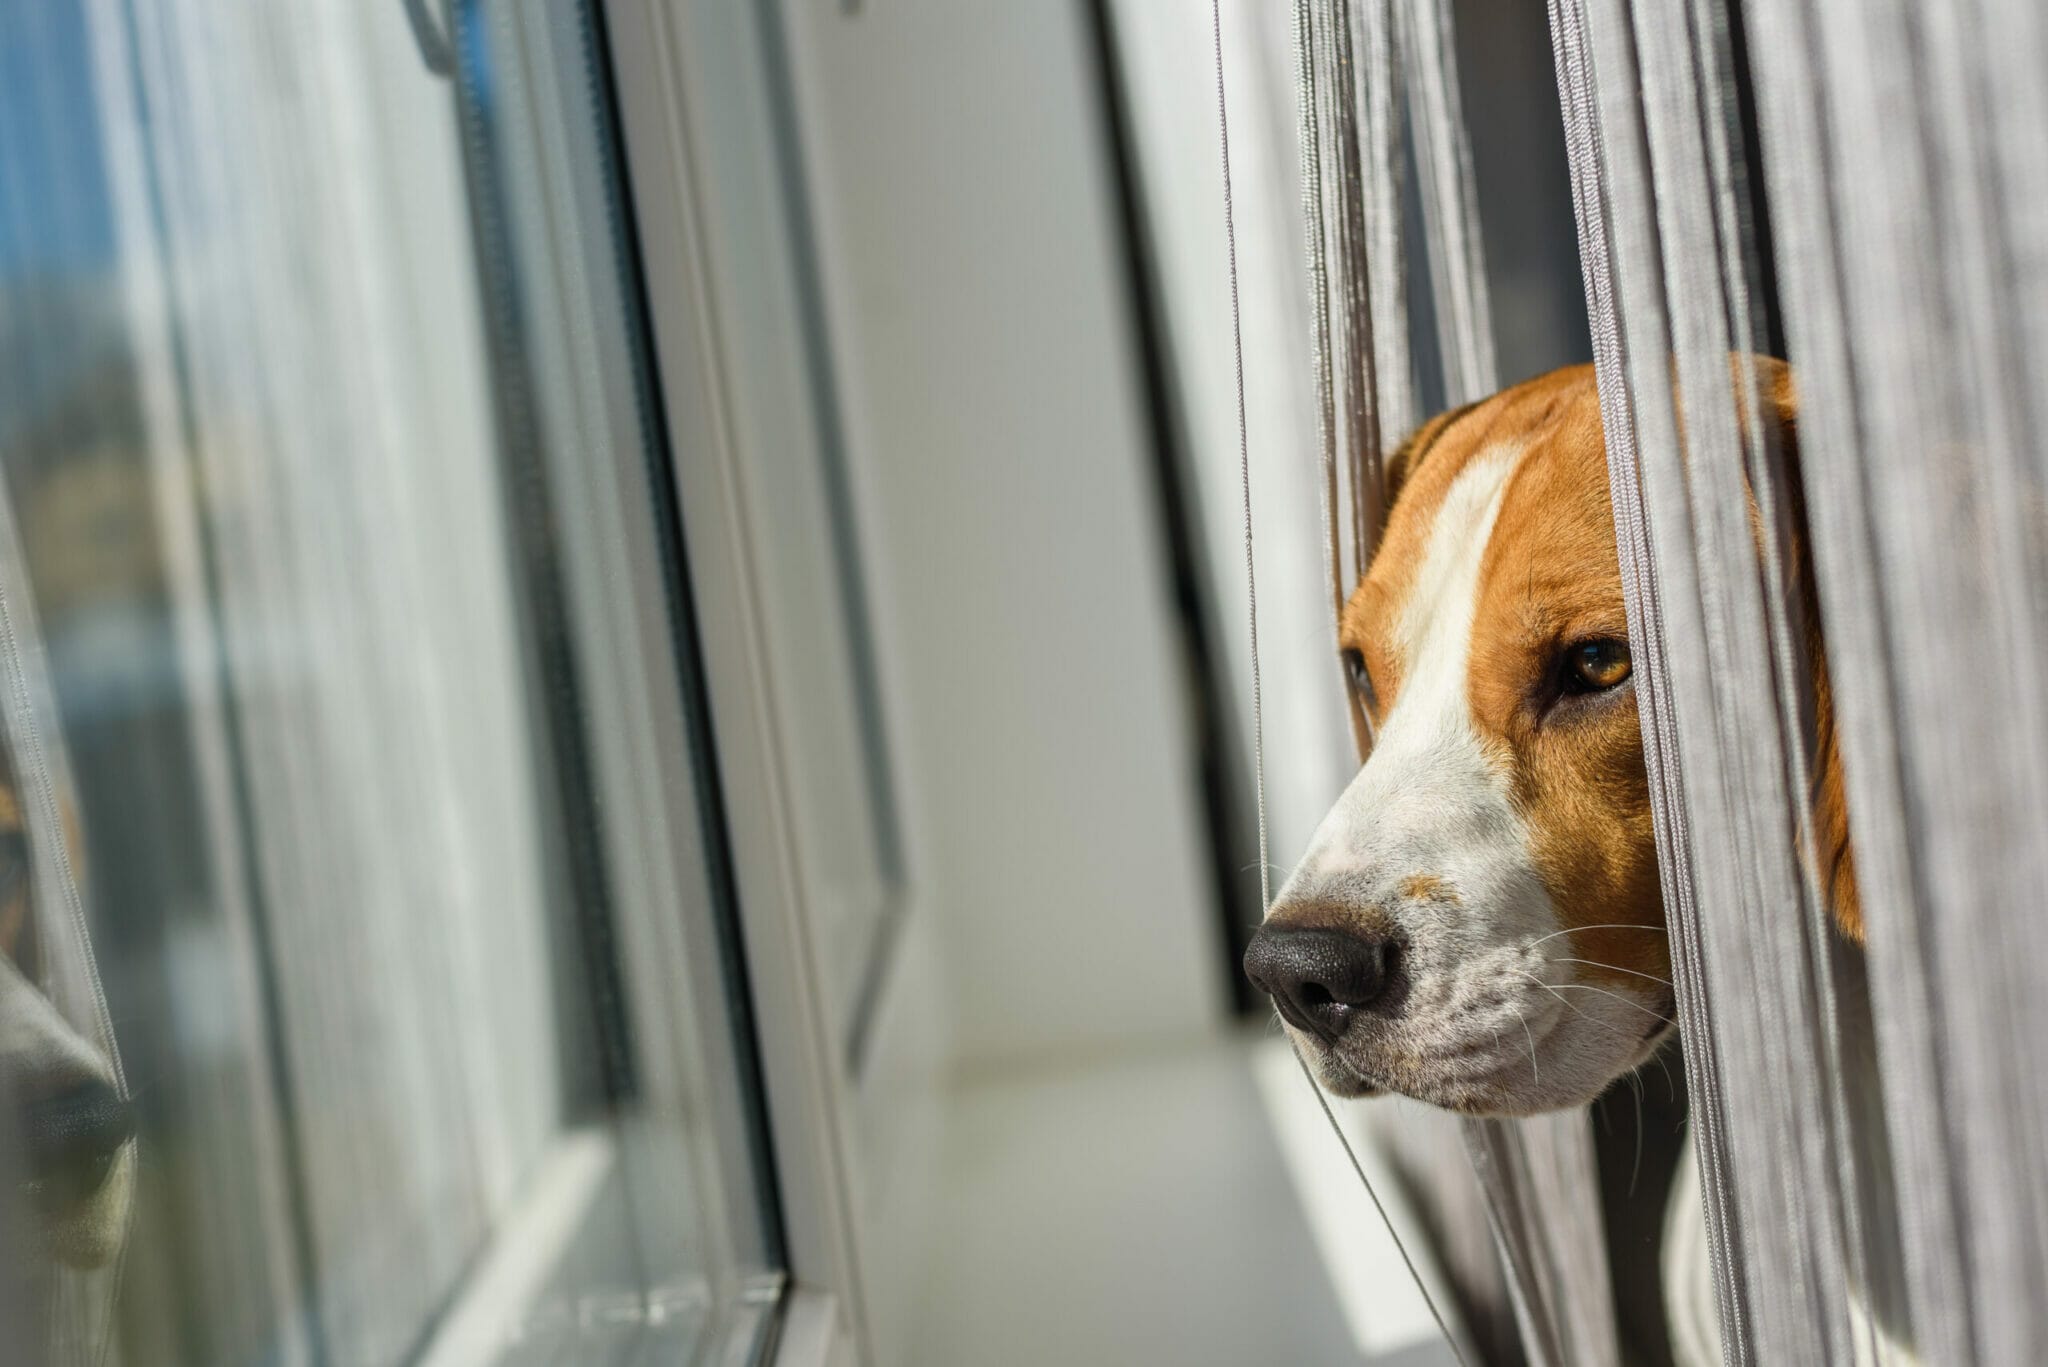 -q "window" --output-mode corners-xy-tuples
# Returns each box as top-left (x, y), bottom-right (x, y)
(0, 4), (781, 1364)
